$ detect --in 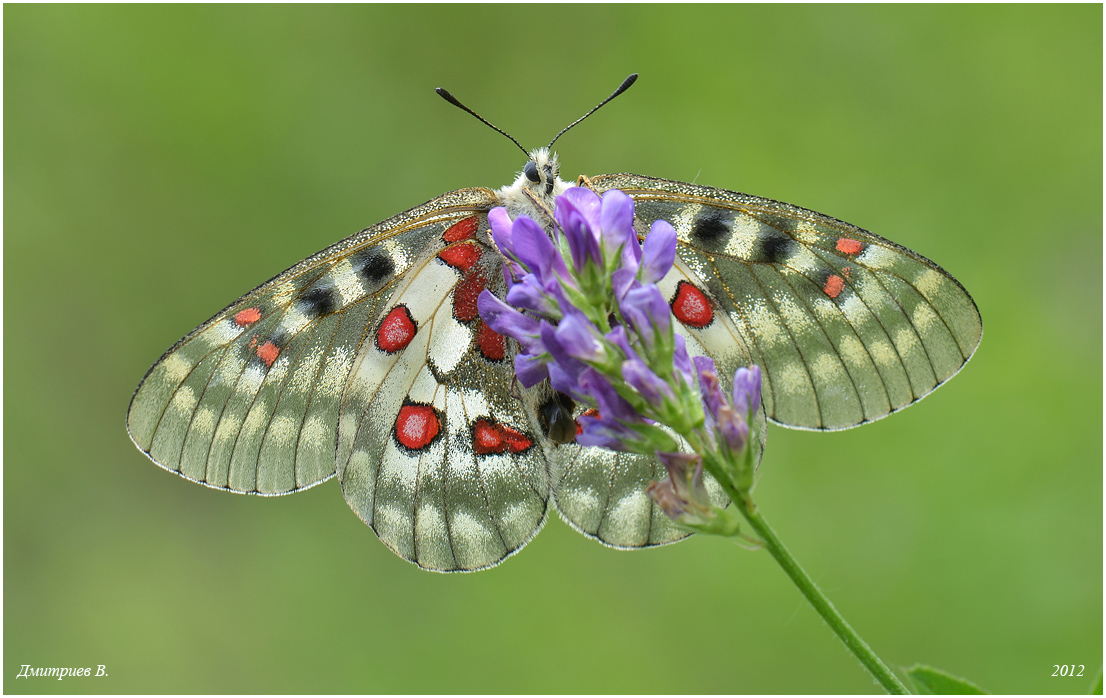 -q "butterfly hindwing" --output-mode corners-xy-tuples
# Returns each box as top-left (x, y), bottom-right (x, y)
(591, 174), (982, 431)
(550, 426), (735, 550)
(127, 188), (499, 495)
(336, 213), (550, 572)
